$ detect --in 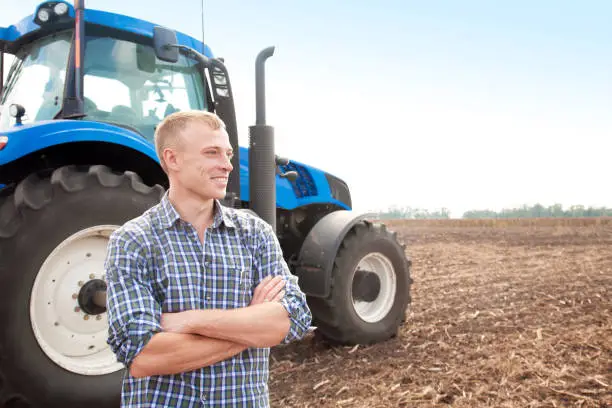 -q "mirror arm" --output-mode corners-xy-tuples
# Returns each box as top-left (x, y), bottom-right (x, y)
(164, 44), (209, 67)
